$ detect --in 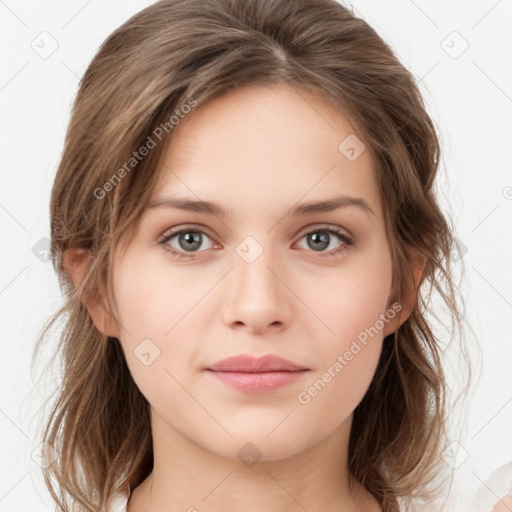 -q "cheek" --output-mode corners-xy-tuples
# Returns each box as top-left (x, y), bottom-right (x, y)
(295, 245), (392, 414)
(112, 252), (207, 341)
(305, 242), (393, 346)
(296, 280), (391, 424)
(296, 336), (383, 432)
(111, 254), (198, 401)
